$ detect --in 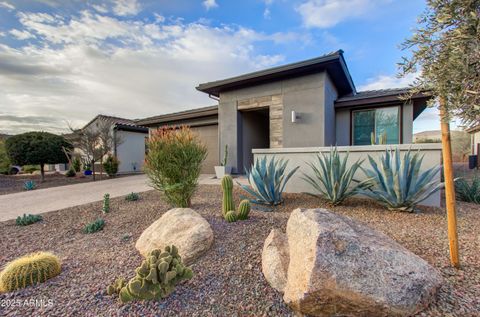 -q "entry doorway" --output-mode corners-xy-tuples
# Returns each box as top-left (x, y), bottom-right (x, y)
(239, 108), (270, 173)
